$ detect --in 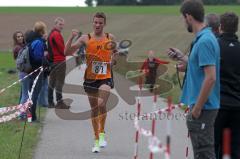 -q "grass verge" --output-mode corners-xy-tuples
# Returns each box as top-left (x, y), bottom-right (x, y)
(0, 52), (46, 159)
